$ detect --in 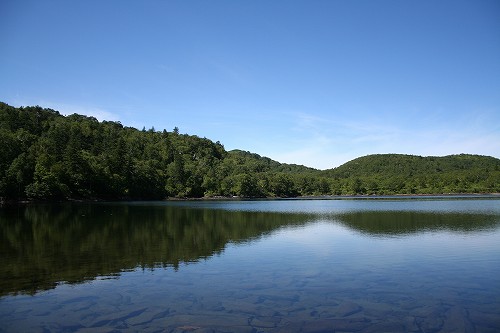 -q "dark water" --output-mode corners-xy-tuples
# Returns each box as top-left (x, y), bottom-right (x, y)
(1, 197), (499, 332)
